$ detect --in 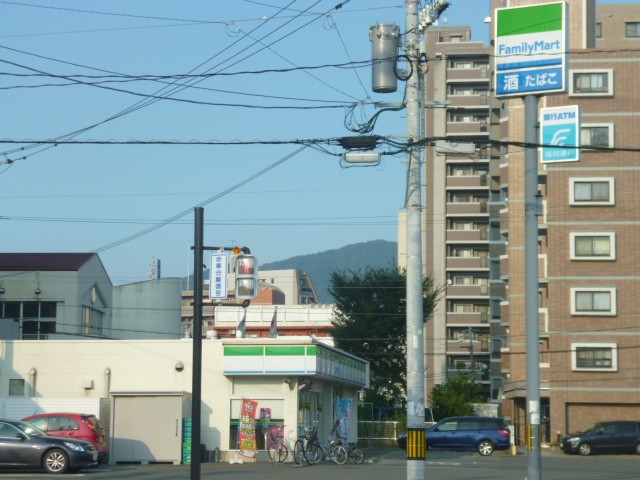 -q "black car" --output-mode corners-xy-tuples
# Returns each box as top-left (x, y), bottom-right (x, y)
(561, 421), (640, 456)
(397, 416), (511, 456)
(0, 419), (98, 473)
